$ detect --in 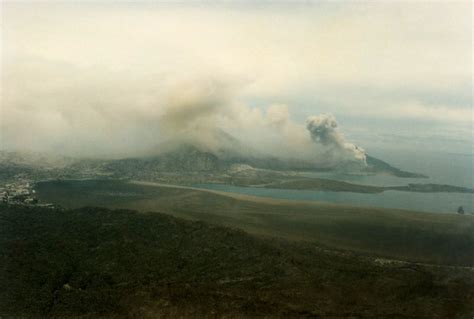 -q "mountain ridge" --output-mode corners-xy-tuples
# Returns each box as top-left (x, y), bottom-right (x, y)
(0, 130), (426, 181)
